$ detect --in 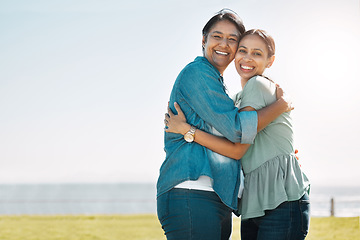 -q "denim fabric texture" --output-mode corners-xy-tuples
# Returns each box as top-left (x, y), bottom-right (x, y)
(157, 188), (233, 240)
(240, 192), (310, 240)
(157, 57), (258, 210)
